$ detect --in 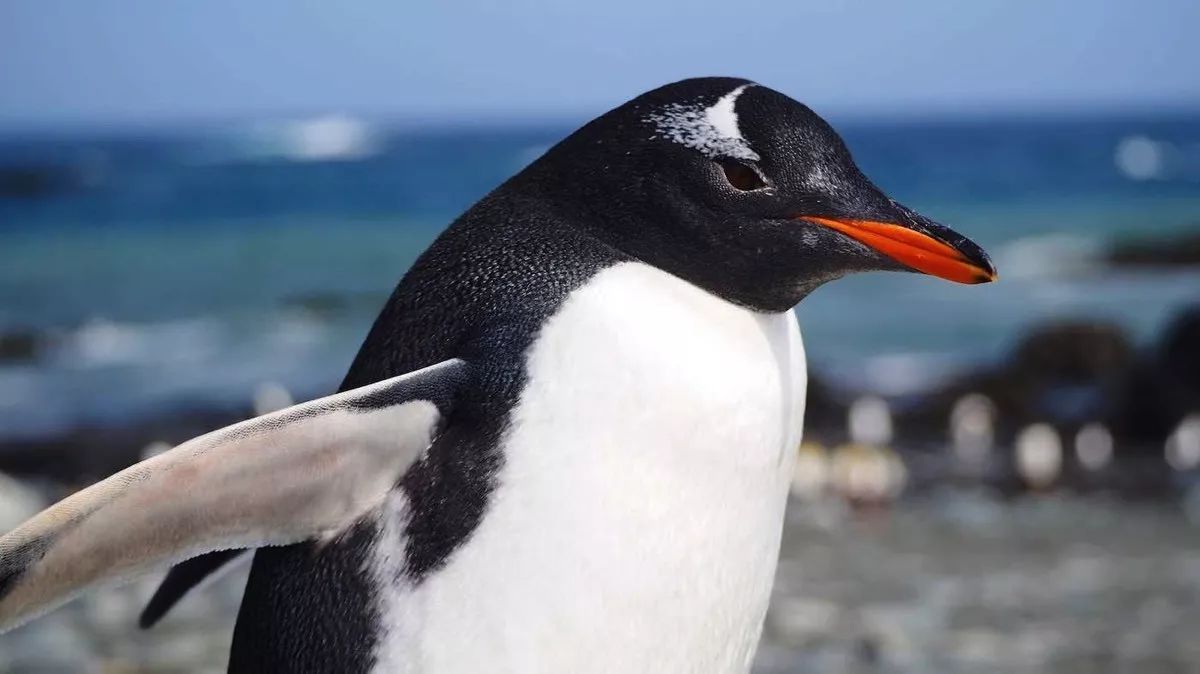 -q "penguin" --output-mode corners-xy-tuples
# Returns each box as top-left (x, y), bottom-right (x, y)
(0, 77), (995, 673)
